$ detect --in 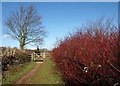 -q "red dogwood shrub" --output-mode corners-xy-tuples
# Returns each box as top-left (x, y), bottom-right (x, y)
(51, 19), (120, 85)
